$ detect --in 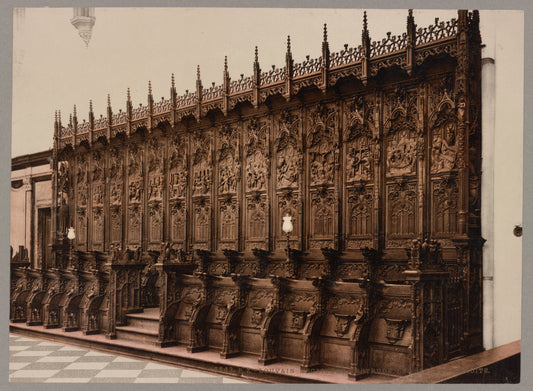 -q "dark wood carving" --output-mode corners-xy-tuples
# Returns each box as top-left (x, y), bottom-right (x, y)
(16, 9), (483, 381)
